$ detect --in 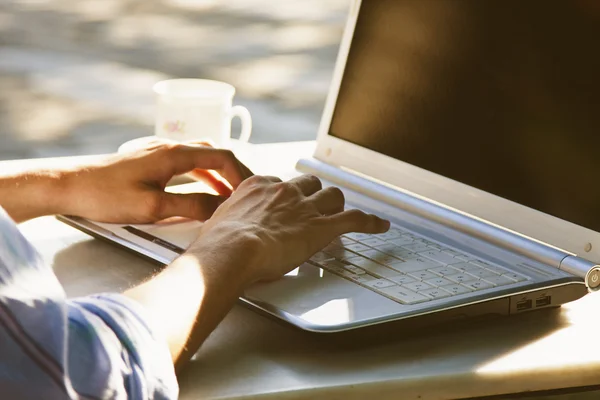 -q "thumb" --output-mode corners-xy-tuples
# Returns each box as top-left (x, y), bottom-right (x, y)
(158, 192), (225, 221)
